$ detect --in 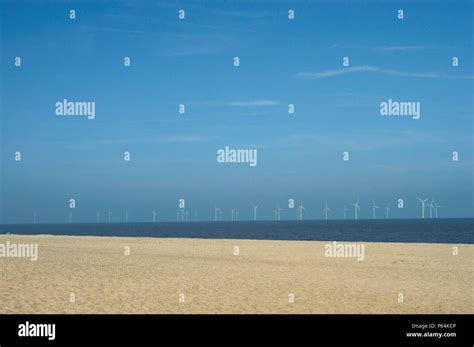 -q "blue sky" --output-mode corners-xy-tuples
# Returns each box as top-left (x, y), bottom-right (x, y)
(1, 0), (473, 223)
